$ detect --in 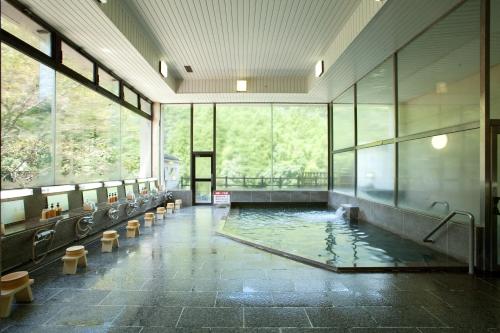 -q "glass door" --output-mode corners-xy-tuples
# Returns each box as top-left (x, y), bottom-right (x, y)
(192, 153), (213, 204)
